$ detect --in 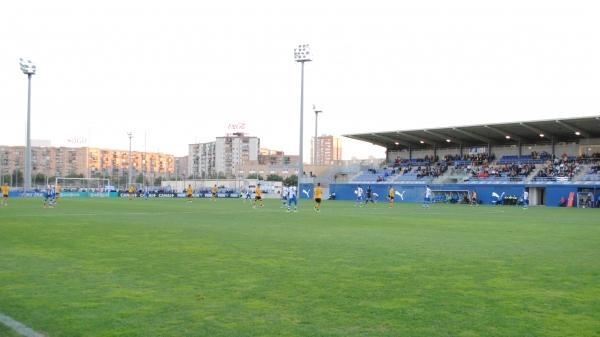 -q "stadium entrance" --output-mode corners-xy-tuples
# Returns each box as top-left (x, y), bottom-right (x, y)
(529, 187), (545, 206)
